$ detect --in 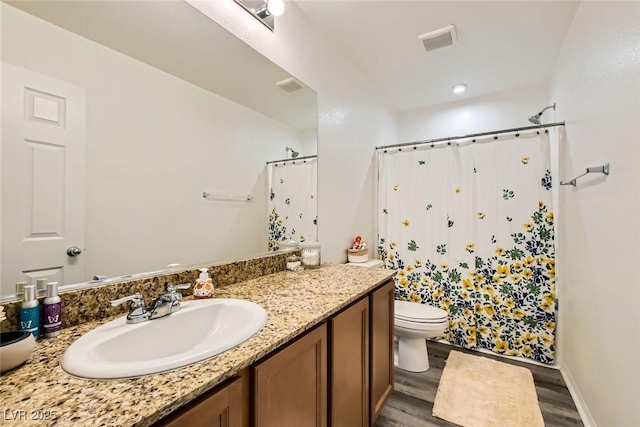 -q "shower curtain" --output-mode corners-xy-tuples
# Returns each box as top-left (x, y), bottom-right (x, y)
(378, 131), (556, 363)
(267, 158), (317, 250)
